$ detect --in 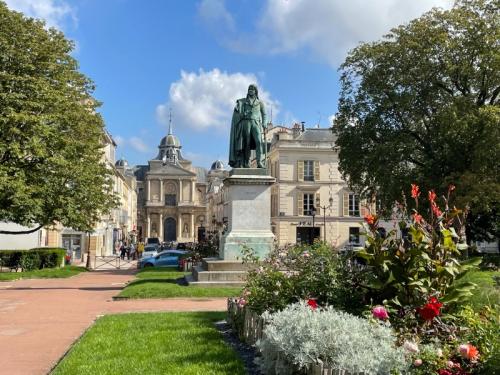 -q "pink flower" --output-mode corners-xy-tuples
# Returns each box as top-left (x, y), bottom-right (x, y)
(447, 361), (455, 368)
(372, 305), (389, 320)
(414, 359), (423, 367)
(237, 298), (247, 307)
(302, 251), (310, 258)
